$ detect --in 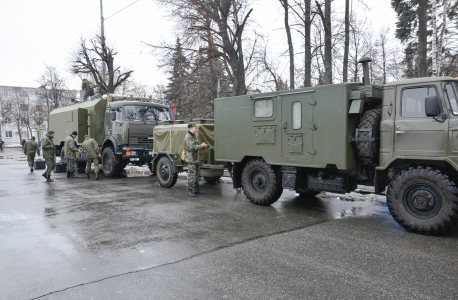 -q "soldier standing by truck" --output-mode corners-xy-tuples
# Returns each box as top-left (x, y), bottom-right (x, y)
(64, 131), (80, 178)
(81, 79), (94, 101)
(82, 135), (100, 180)
(184, 122), (208, 197)
(23, 136), (40, 172)
(41, 130), (56, 182)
